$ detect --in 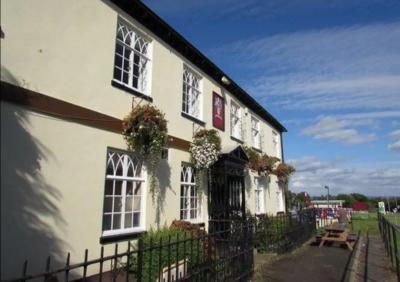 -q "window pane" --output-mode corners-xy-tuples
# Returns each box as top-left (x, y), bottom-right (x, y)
(105, 180), (113, 195)
(126, 181), (133, 195)
(133, 196), (141, 211)
(125, 196), (132, 212)
(190, 210), (196, 219)
(134, 182), (142, 195)
(115, 43), (123, 55)
(133, 212), (140, 227)
(112, 214), (121, 230)
(125, 213), (133, 228)
(113, 67), (122, 82)
(115, 181), (123, 195)
(181, 210), (187, 220)
(123, 71), (129, 84)
(103, 214), (112, 231)
(114, 197), (122, 212)
(104, 197), (113, 213)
